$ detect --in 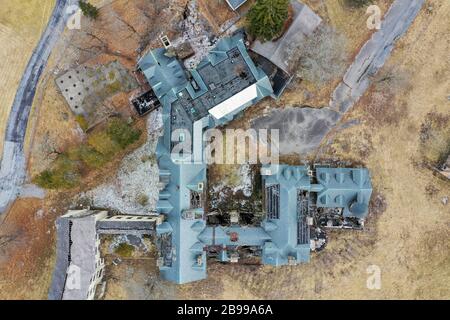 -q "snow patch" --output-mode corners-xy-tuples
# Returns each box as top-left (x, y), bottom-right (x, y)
(232, 163), (253, 197)
(173, 0), (217, 69)
(82, 111), (163, 215)
(211, 163), (253, 201)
